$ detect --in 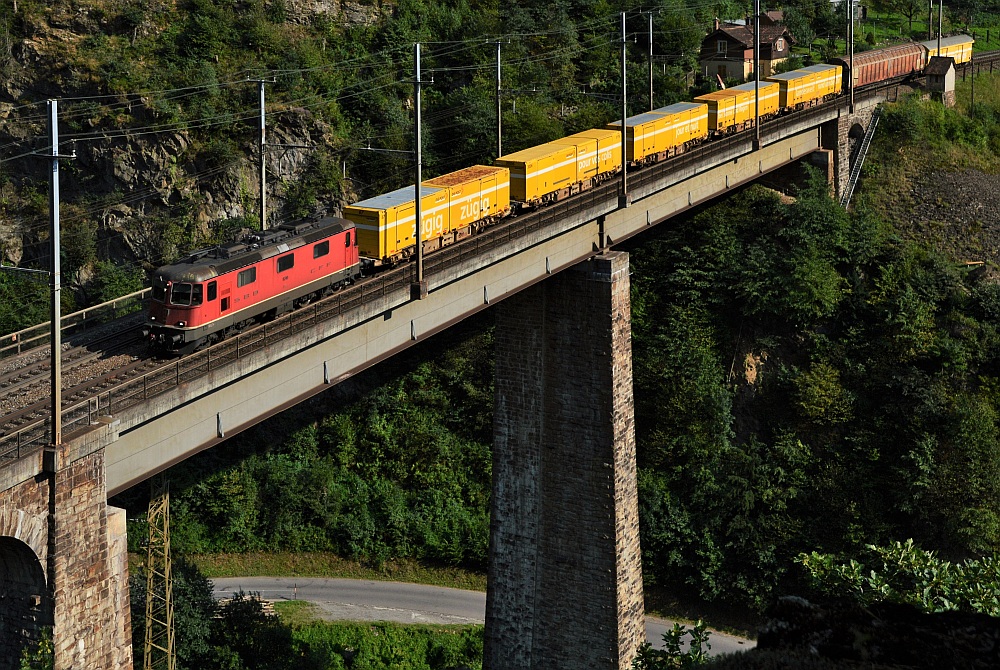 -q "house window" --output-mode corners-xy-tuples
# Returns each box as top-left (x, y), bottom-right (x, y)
(775, 38), (785, 51)
(717, 40), (727, 54)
